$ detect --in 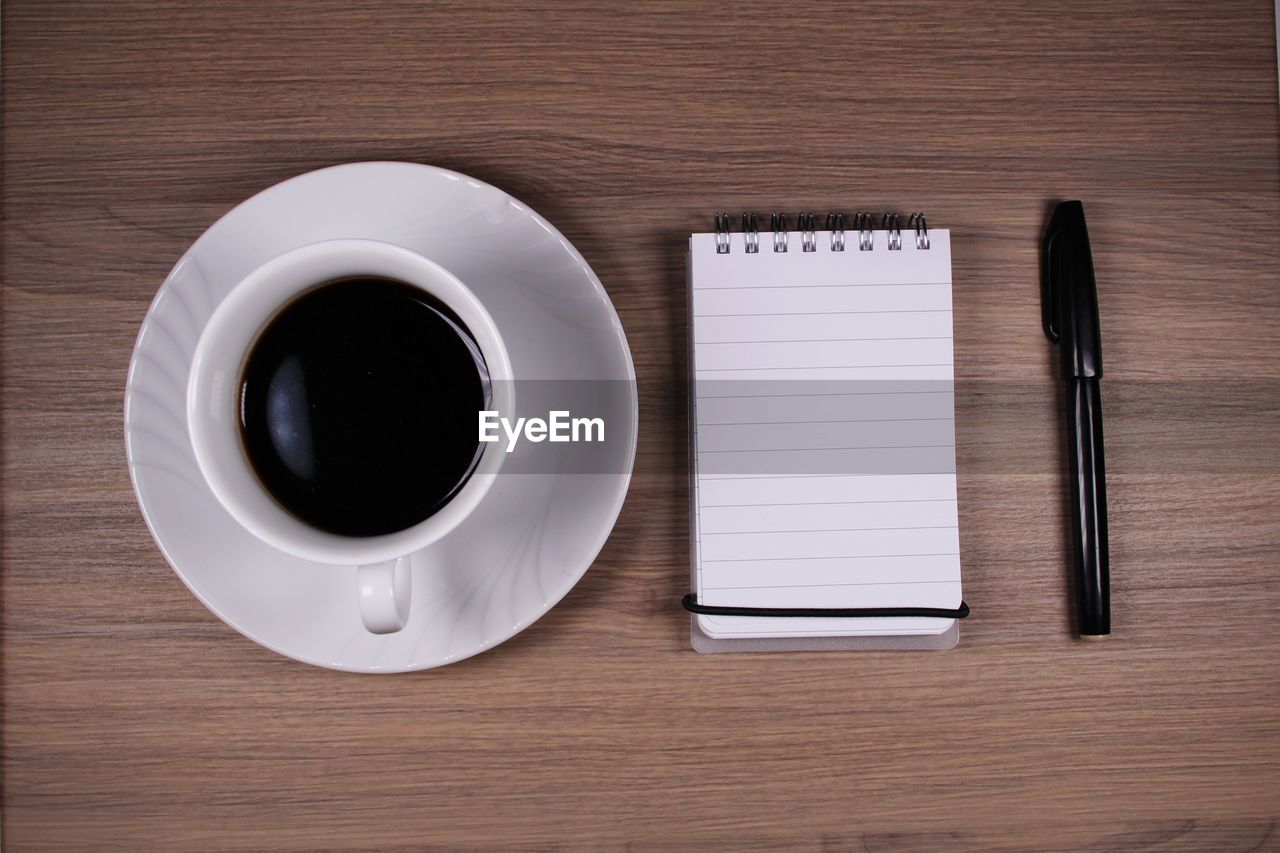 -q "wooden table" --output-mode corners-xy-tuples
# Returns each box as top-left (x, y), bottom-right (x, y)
(4, 1), (1279, 849)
